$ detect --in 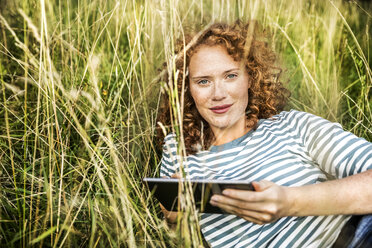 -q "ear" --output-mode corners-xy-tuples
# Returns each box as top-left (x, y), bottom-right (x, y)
(247, 78), (252, 89)
(243, 66), (251, 88)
